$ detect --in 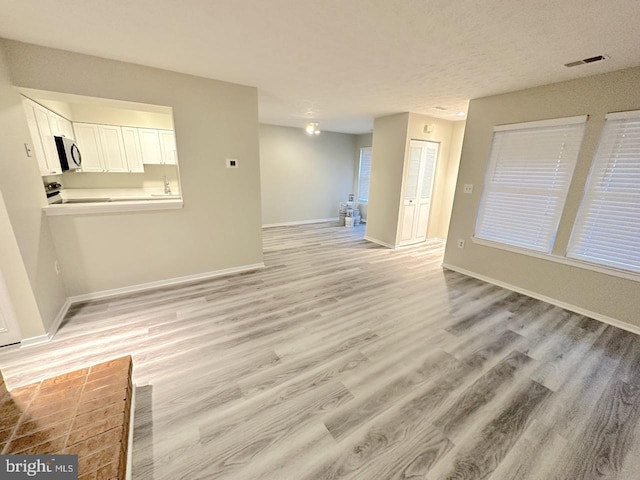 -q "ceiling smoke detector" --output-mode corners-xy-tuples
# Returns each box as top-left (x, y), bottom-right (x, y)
(564, 55), (609, 68)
